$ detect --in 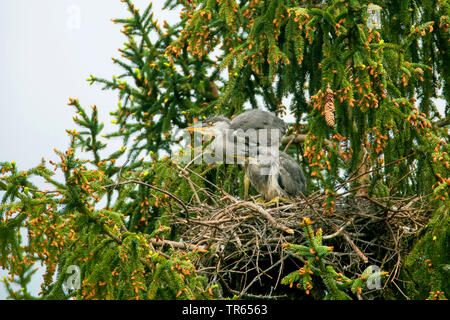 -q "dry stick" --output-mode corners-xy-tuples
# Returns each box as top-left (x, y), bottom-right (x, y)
(391, 167), (415, 190)
(236, 201), (294, 235)
(391, 280), (410, 300)
(342, 232), (369, 263)
(300, 193), (368, 262)
(192, 214), (256, 225)
(345, 146), (370, 186)
(358, 194), (428, 220)
(150, 238), (206, 251)
(147, 242), (170, 259)
(182, 173), (202, 205)
(323, 219), (354, 240)
(175, 162), (203, 205)
(274, 236), (287, 290)
(353, 238), (395, 252)
(239, 259), (283, 297)
(232, 230), (243, 248)
(281, 134), (334, 148)
(350, 210), (385, 220)
(385, 220), (402, 282)
(175, 216), (223, 229)
(254, 233), (261, 283)
(299, 192), (331, 227)
(359, 195), (405, 216)
(335, 152), (415, 191)
(183, 166), (237, 202)
(213, 194), (253, 219)
(217, 273), (287, 300)
(283, 135), (296, 153)
(212, 201), (288, 232)
(434, 117), (450, 127)
(281, 134), (307, 145)
(229, 289), (287, 300)
(104, 179), (190, 222)
(183, 151), (205, 170)
(401, 196), (421, 211)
